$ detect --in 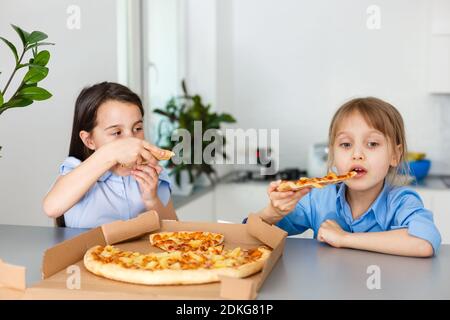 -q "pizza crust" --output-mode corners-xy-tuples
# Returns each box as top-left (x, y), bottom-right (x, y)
(84, 245), (270, 285)
(152, 149), (175, 161)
